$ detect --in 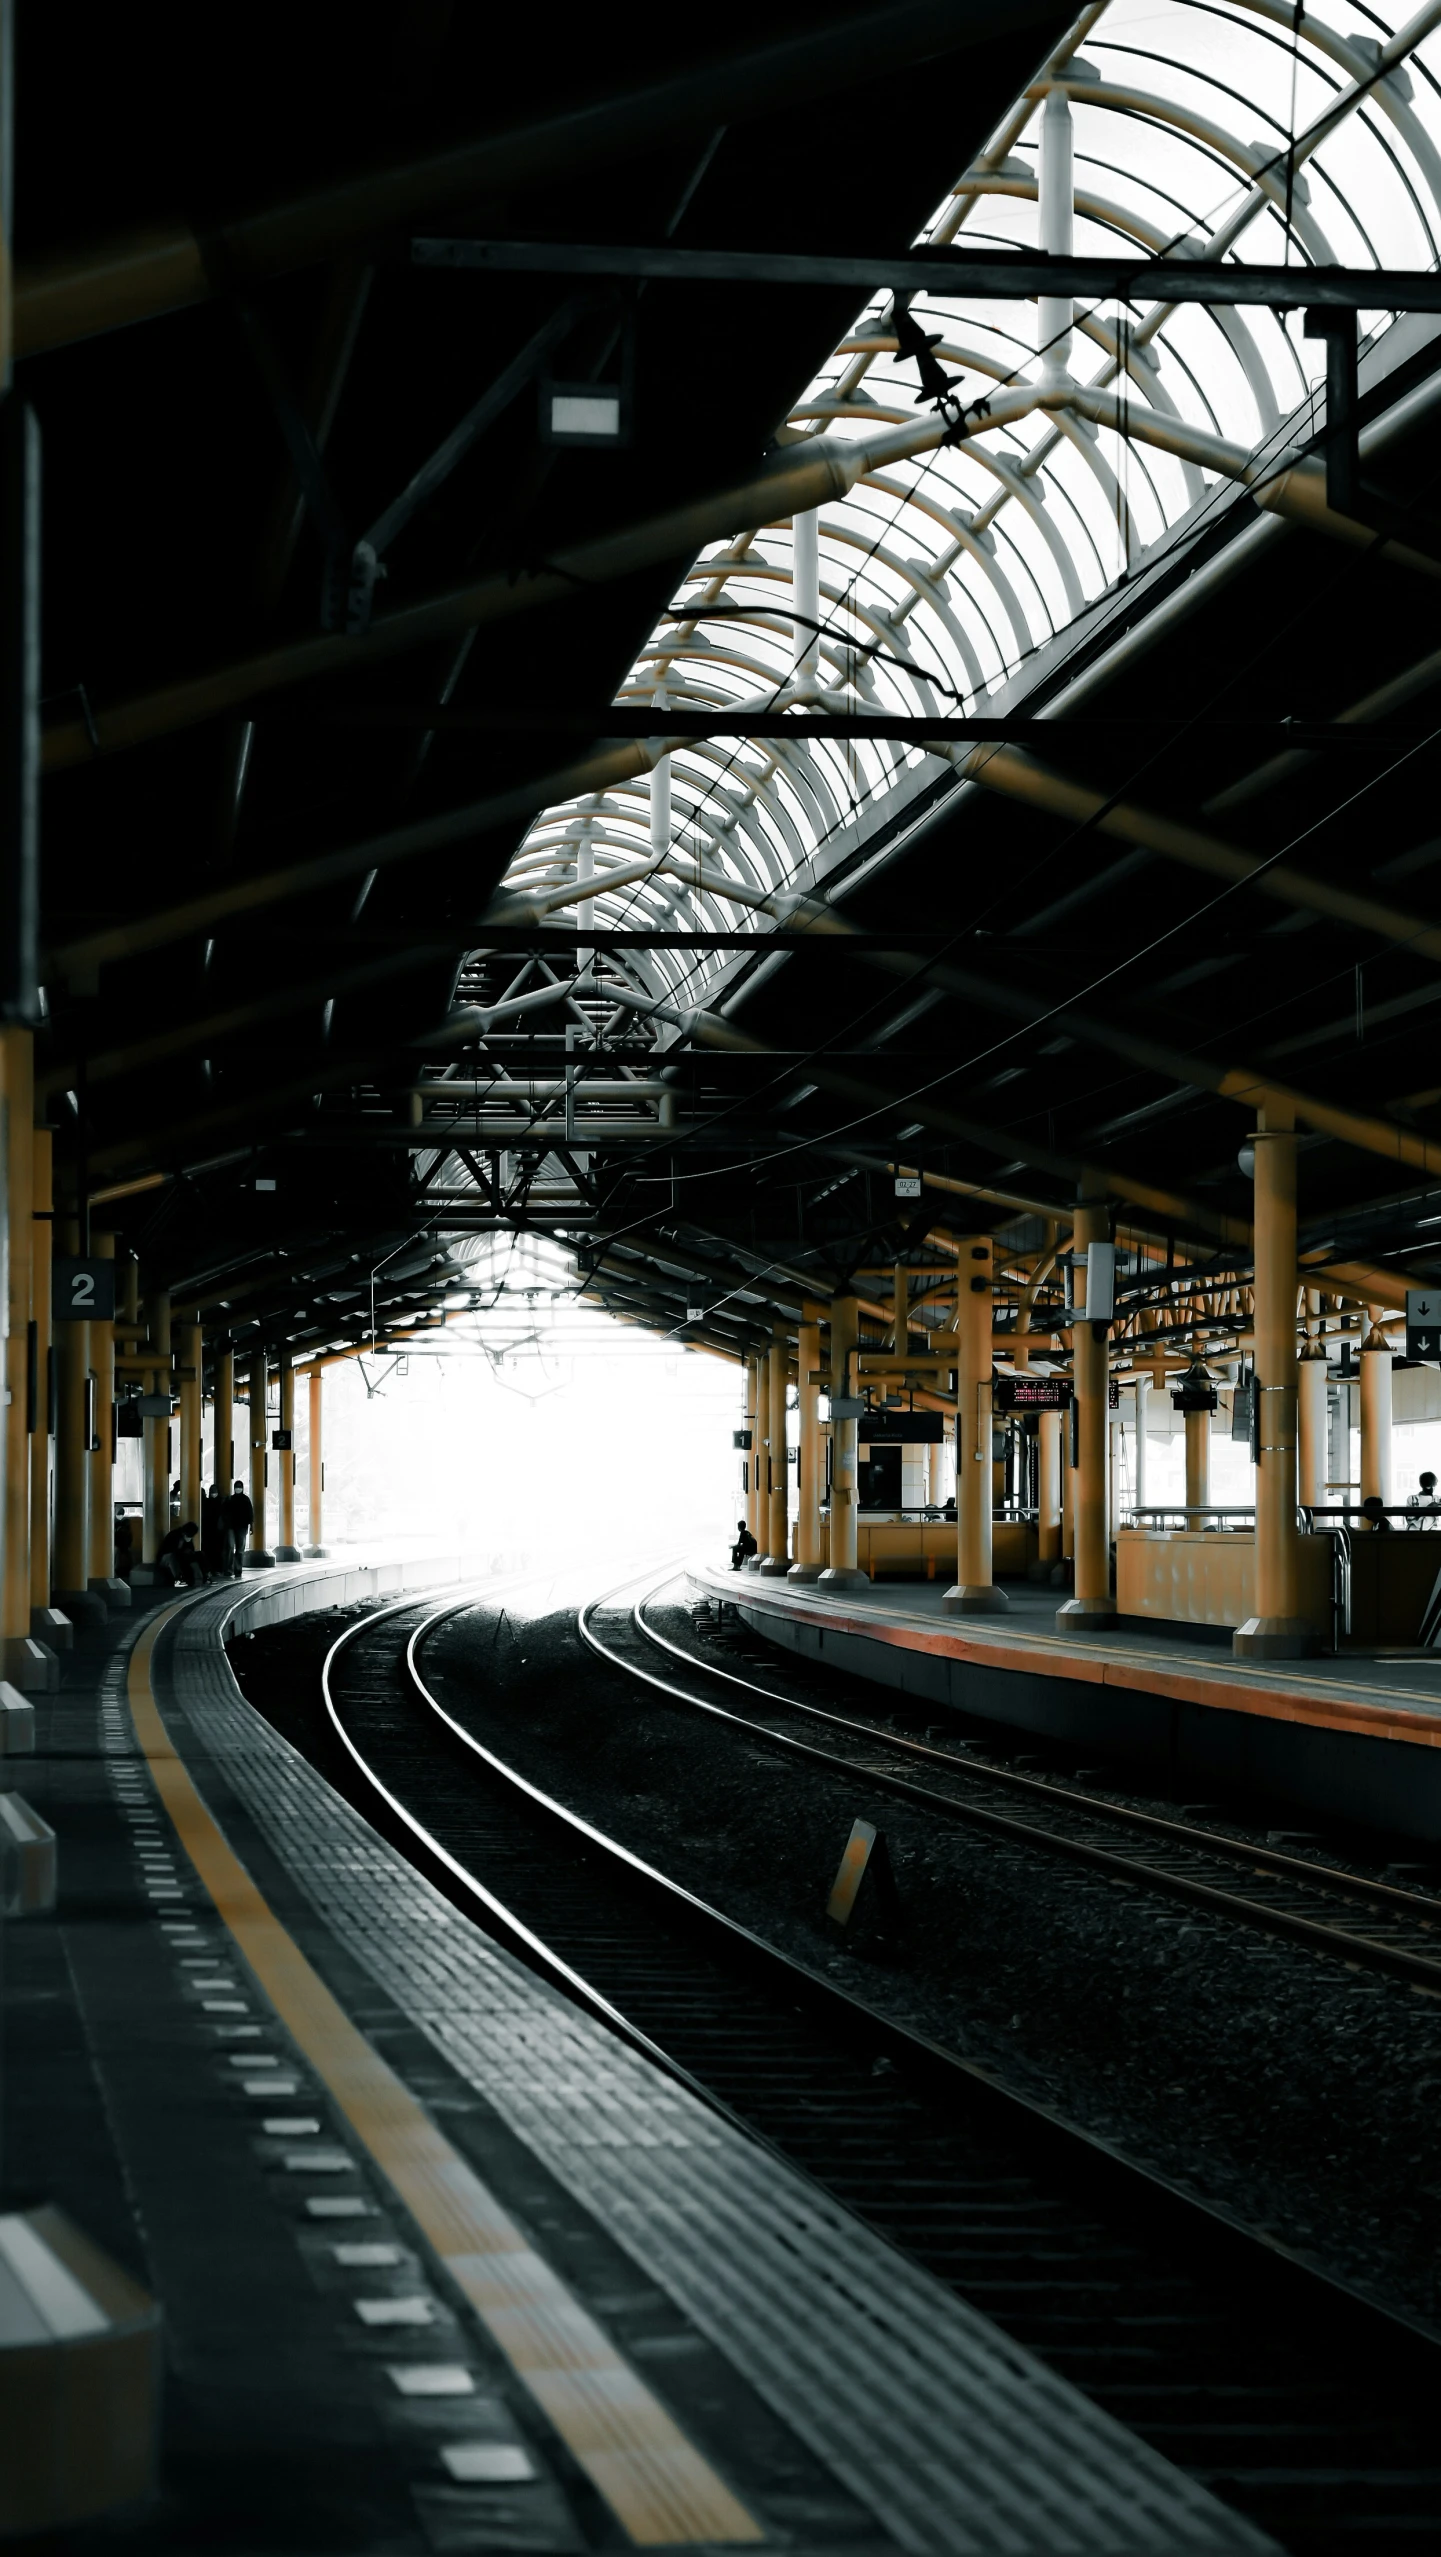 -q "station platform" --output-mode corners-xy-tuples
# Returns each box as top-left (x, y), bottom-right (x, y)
(697, 1563), (1441, 1844)
(0, 1553), (1270, 2555)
